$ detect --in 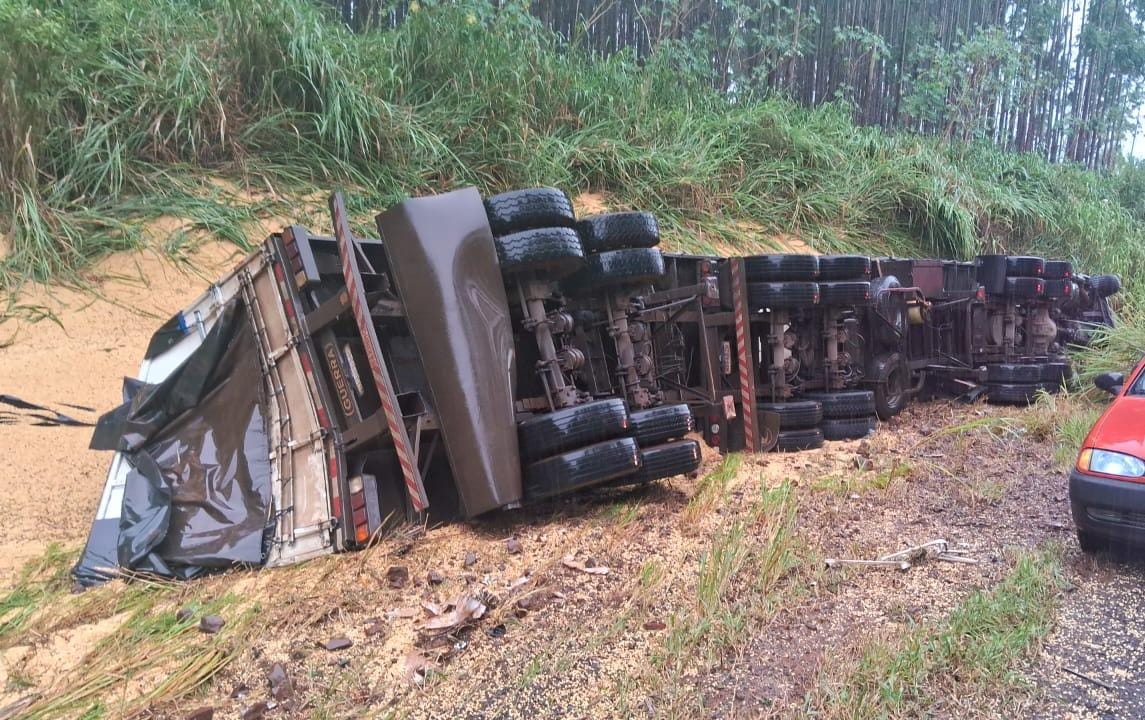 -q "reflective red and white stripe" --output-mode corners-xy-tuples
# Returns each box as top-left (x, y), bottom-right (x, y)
(729, 259), (758, 453)
(330, 195), (428, 513)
